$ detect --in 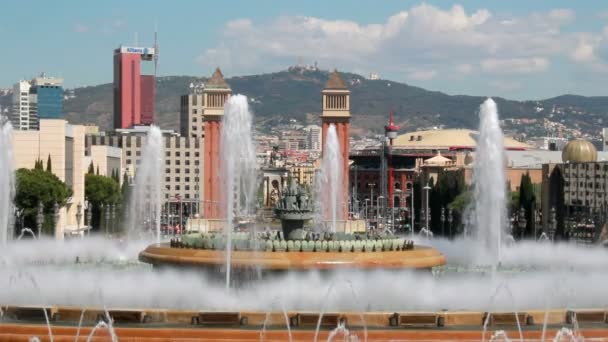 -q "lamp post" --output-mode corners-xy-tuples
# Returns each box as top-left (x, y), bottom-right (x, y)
(518, 207), (527, 240)
(364, 199), (370, 221)
(86, 201), (92, 235)
(377, 195), (385, 230)
(105, 203), (111, 237)
(53, 202), (60, 238)
(423, 183), (431, 232)
(550, 206), (557, 242)
(36, 201), (44, 238)
(410, 187), (415, 238)
(368, 183), (376, 221)
(440, 207), (446, 237)
(76, 202), (83, 236)
(447, 208), (453, 239)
